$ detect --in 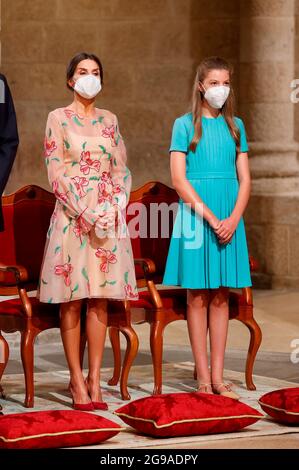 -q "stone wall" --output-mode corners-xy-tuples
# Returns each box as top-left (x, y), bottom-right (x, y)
(240, 0), (299, 288)
(0, 0), (298, 289)
(0, 0), (240, 192)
